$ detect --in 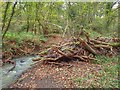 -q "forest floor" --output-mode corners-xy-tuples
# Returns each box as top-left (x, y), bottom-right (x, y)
(9, 34), (119, 88)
